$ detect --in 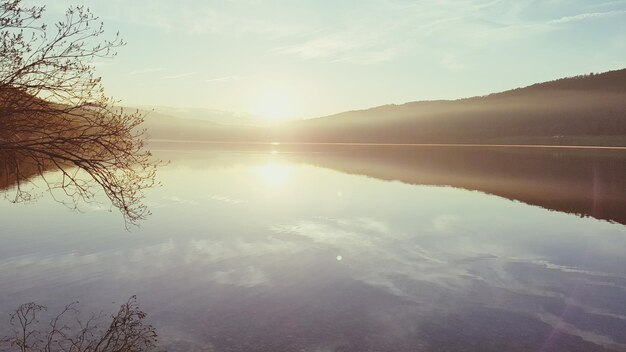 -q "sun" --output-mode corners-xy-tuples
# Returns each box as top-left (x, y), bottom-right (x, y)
(250, 91), (295, 122)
